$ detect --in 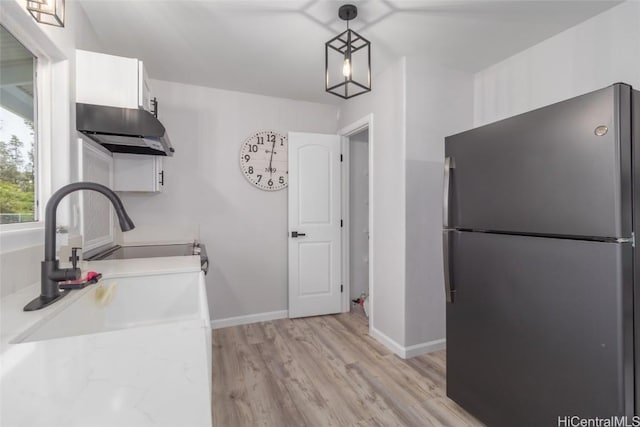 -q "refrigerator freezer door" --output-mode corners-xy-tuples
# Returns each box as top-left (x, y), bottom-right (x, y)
(445, 84), (632, 239)
(447, 231), (634, 427)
